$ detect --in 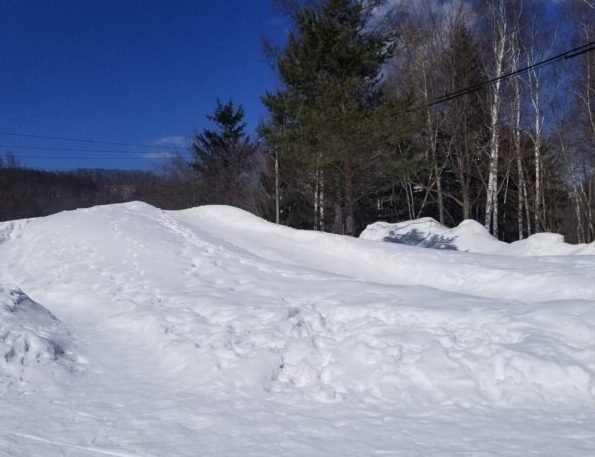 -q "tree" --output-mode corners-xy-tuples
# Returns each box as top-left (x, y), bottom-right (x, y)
(261, 0), (412, 235)
(483, 0), (508, 238)
(255, 0), (594, 242)
(191, 99), (263, 213)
